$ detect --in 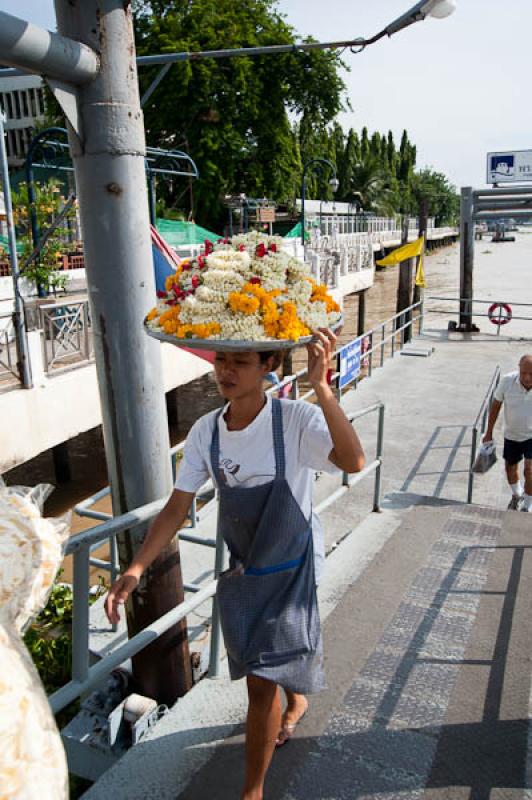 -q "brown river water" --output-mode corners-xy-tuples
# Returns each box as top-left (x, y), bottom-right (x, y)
(4, 239), (459, 584)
